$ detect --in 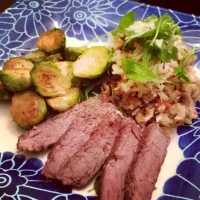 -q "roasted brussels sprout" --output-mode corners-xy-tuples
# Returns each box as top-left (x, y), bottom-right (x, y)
(0, 69), (32, 92)
(47, 88), (82, 112)
(25, 50), (62, 63)
(0, 81), (12, 100)
(44, 53), (63, 62)
(3, 57), (34, 71)
(24, 50), (48, 63)
(73, 46), (110, 79)
(36, 28), (66, 54)
(31, 61), (73, 97)
(10, 91), (47, 129)
(64, 46), (87, 61)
